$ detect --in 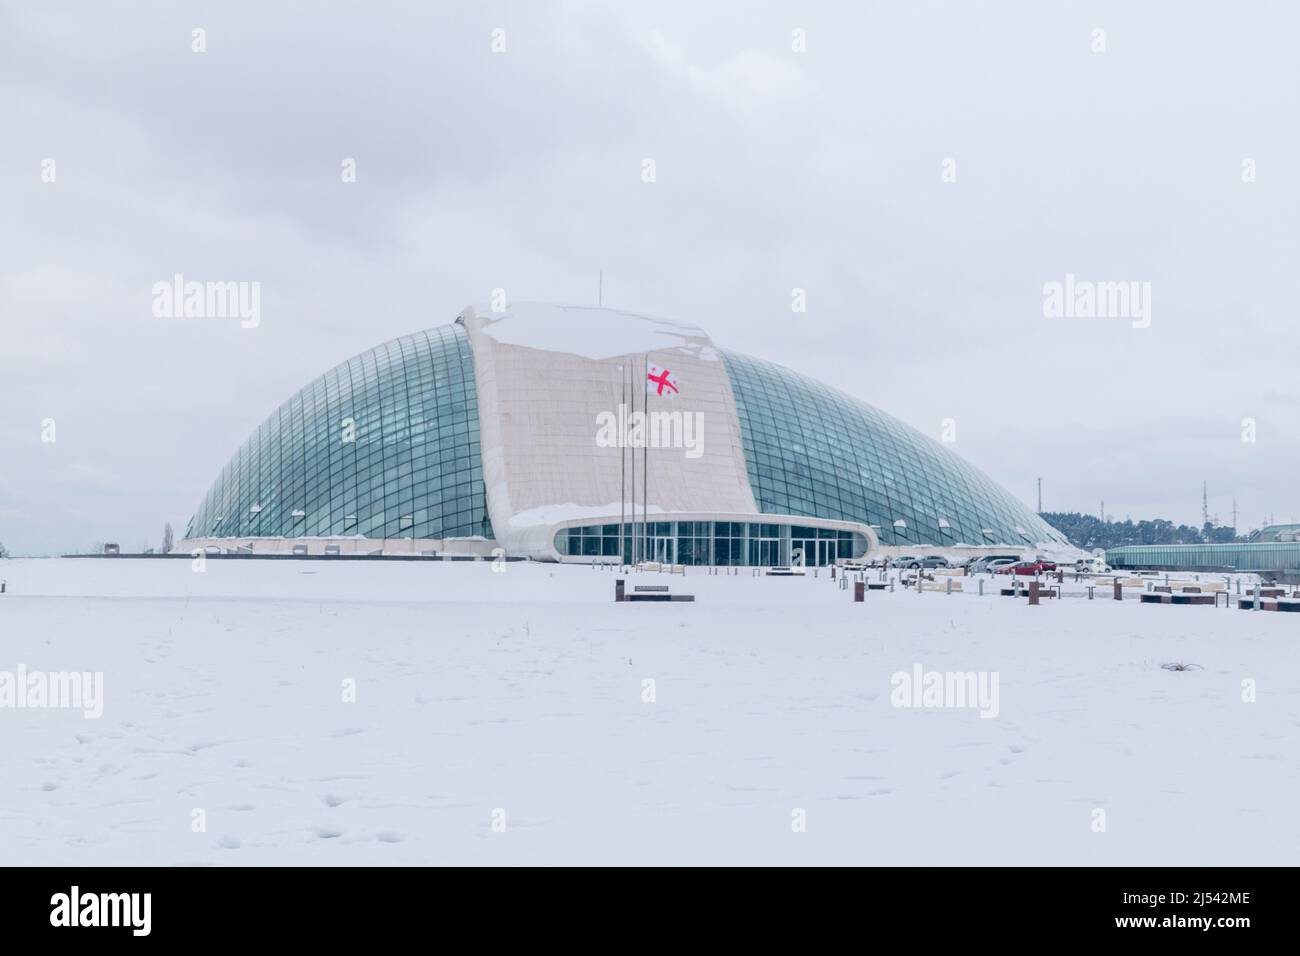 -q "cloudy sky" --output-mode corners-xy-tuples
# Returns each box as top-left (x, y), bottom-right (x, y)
(2, 1), (1297, 555)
